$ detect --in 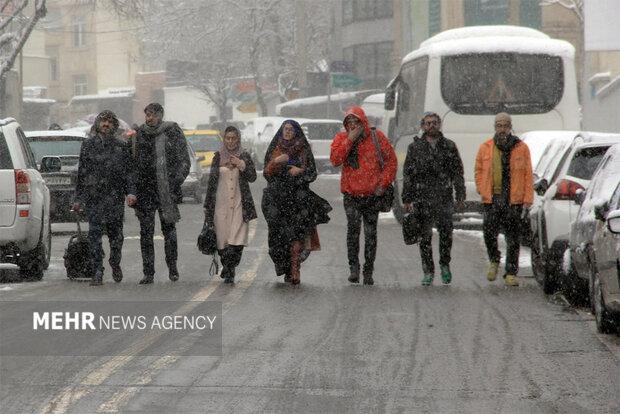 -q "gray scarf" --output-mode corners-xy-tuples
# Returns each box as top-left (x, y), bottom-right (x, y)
(144, 121), (180, 223)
